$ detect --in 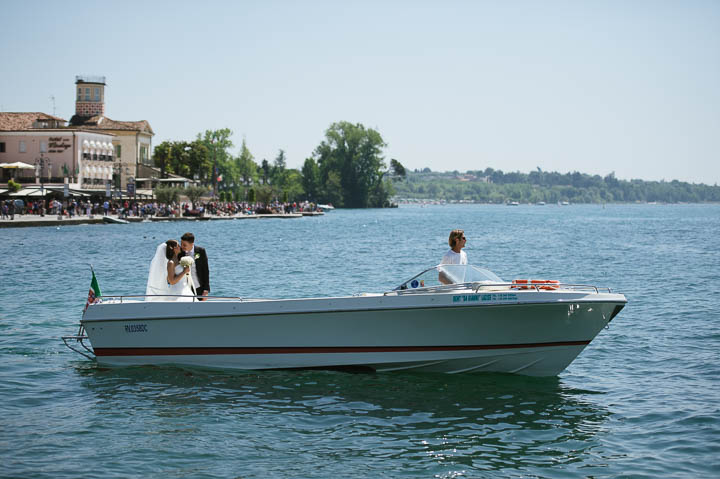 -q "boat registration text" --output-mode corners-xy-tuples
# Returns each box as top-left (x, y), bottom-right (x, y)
(453, 293), (518, 303)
